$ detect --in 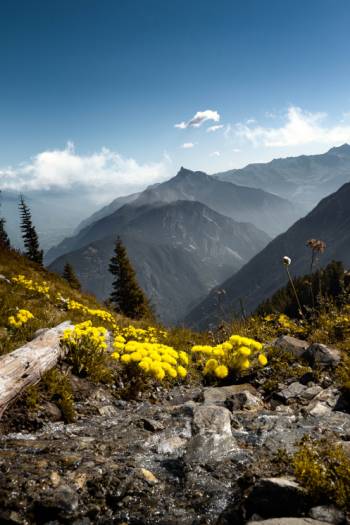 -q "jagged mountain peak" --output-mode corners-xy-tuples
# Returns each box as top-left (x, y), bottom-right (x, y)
(327, 143), (350, 156)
